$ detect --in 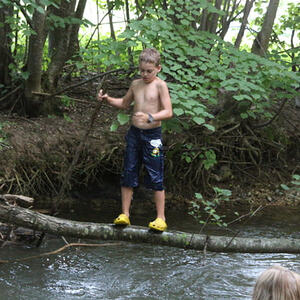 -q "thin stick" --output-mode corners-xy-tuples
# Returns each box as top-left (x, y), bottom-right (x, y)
(50, 67), (136, 97)
(52, 76), (106, 212)
(0, 242), (121, 264)
(85, 5), (115, 49)
(32, 92), (96, 106)
(0, 85), (22, 102)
